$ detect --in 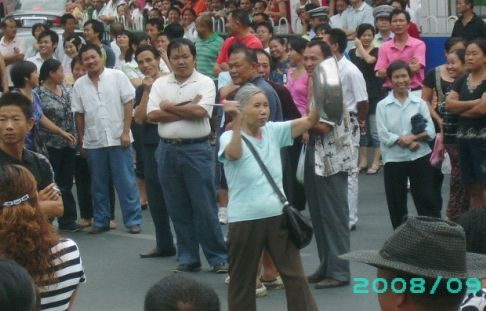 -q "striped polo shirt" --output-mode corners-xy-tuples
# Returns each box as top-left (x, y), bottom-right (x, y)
(195, 32), (224, 80)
